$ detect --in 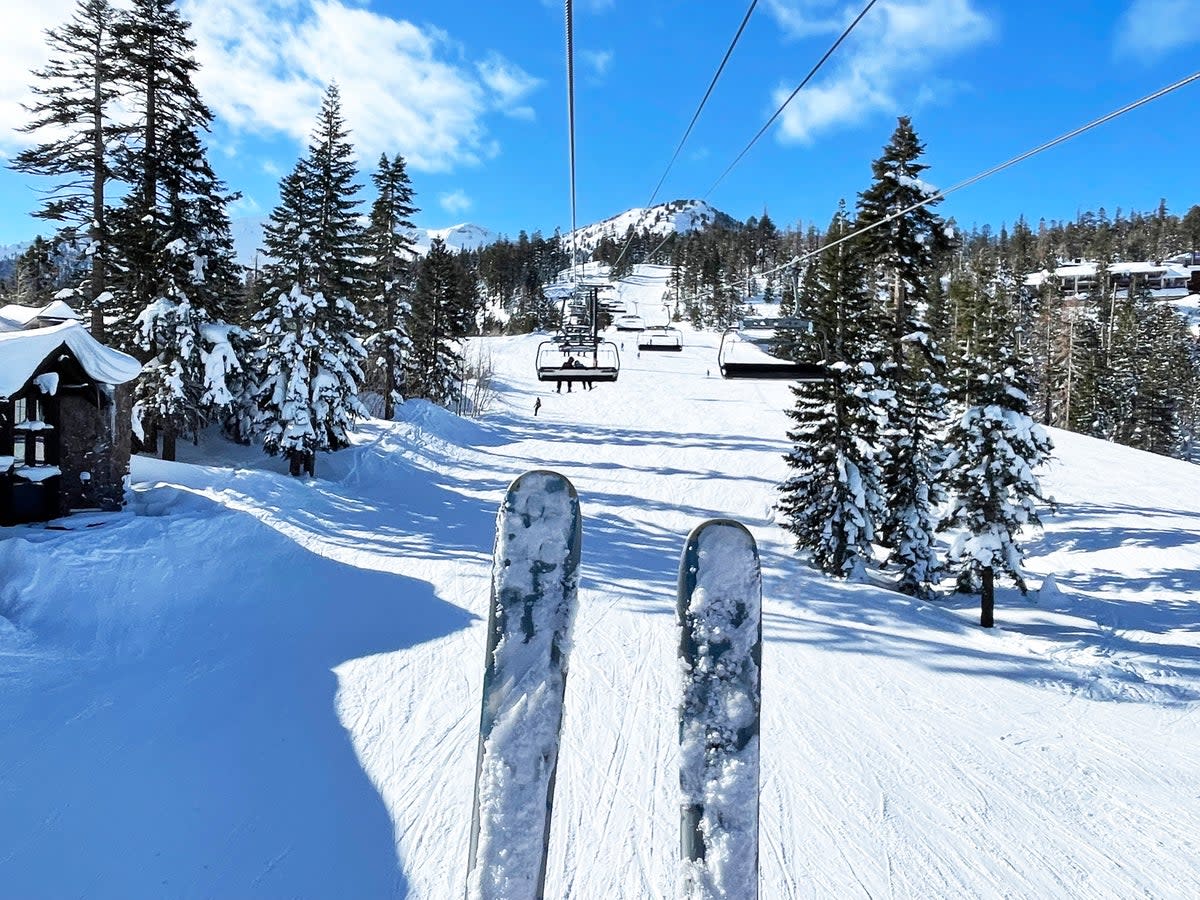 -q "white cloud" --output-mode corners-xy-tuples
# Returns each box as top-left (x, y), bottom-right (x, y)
(439, 189), (472, 215)
(764, 0), (994, 143)
(2, 0), (540, 172)
(181, 0), (540, 172)
(0, 1), (79, 152)
(1115, 0), (1200, 55)
(763, 0), (847, 38)
(582, 49), (614, 82)
(477, 52), (541, 120)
